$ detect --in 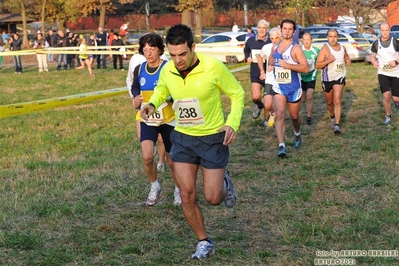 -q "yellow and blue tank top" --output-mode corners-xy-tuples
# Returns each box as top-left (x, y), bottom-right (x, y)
(135, 60), (175, 124)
